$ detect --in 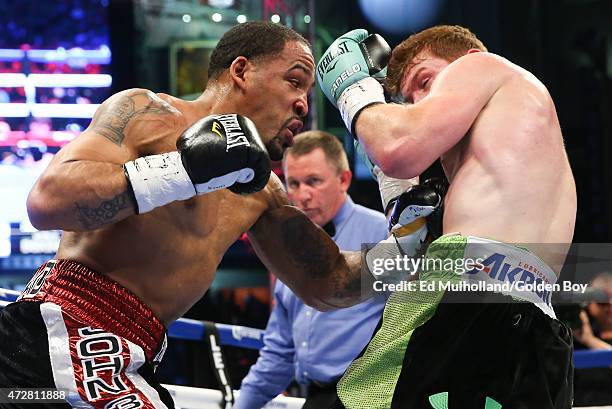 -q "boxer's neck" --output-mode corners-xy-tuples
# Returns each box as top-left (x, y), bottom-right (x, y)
(189, 80), (243, 121)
